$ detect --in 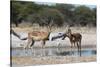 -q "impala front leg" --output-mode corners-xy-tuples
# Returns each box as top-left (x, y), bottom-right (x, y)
(77, 42), (79, 54)
(42, 40), (46, 48)
(70, 42), (73, 55)
(24, 38), (32, 49)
